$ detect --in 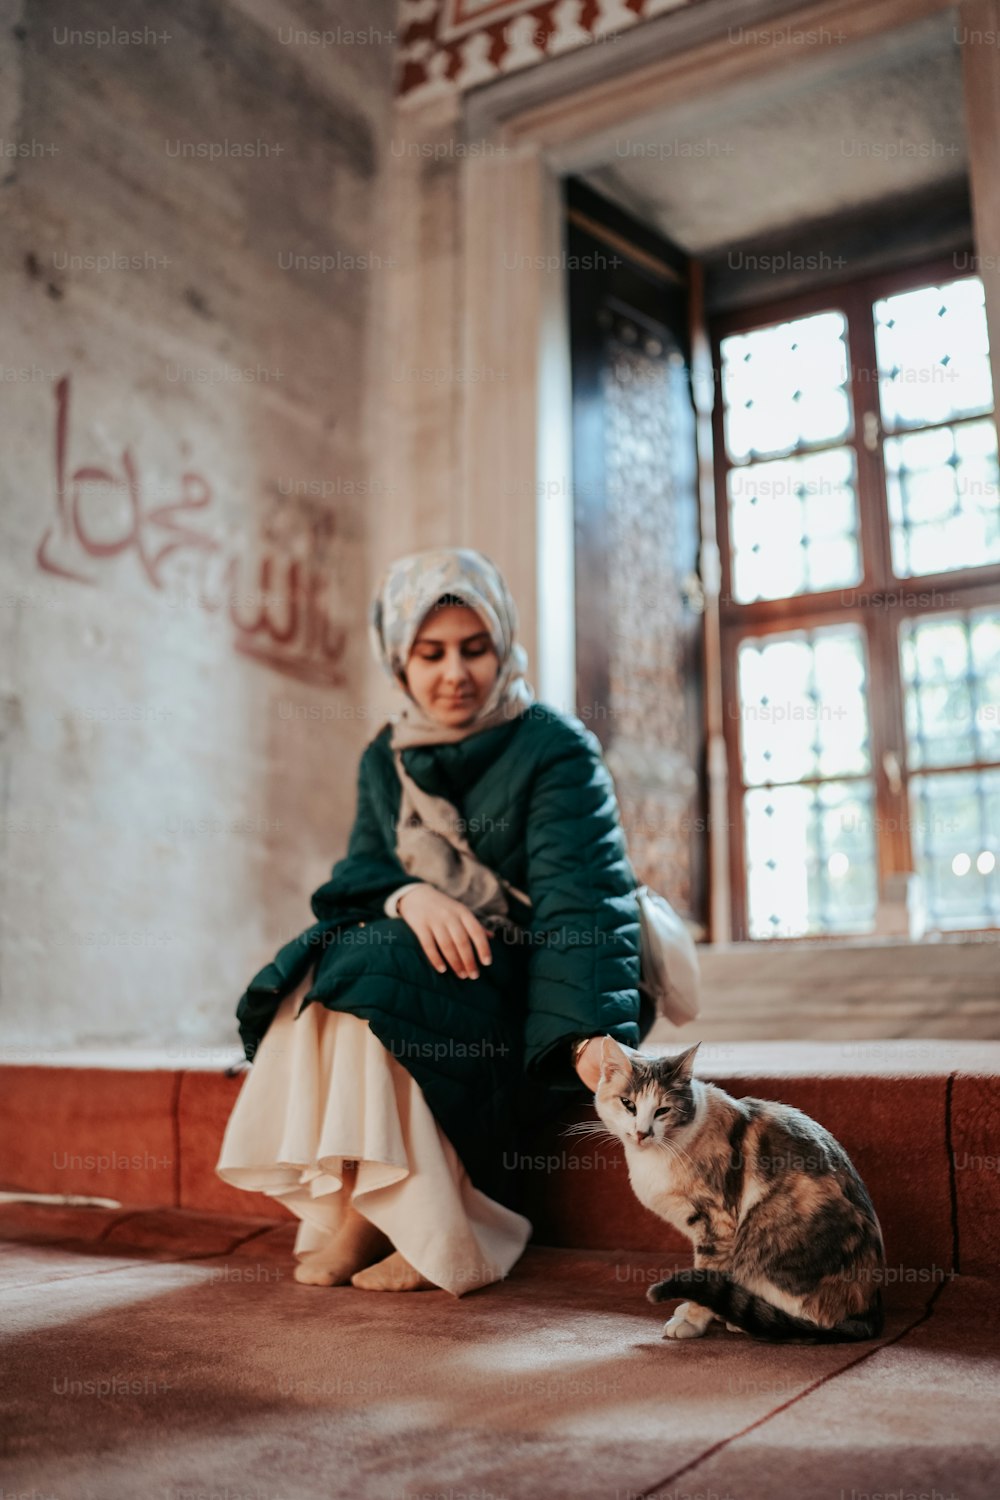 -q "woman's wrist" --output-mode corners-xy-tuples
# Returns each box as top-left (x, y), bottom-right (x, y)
(391, 883), (424, 917)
